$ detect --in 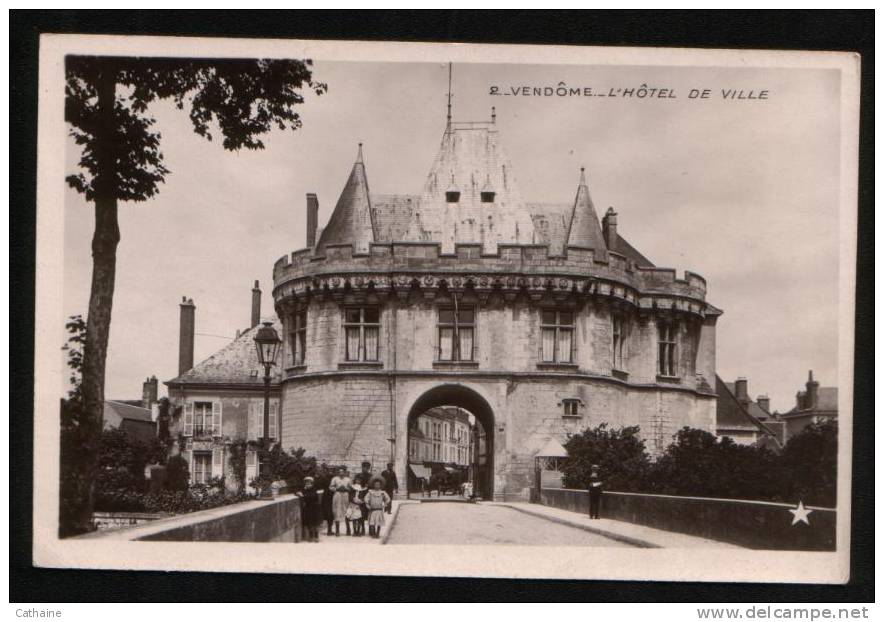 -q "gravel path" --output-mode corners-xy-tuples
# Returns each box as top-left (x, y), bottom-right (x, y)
(385, 502), (631, 546)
